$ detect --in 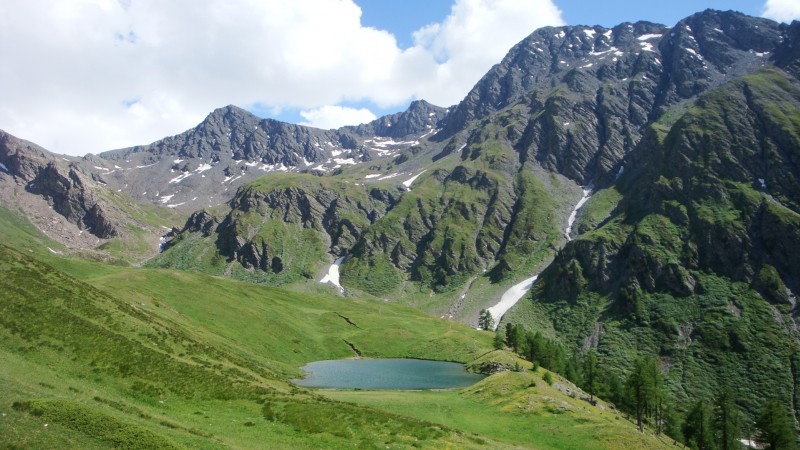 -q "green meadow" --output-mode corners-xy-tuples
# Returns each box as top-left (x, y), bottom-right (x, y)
(0, 206), (671, 449)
